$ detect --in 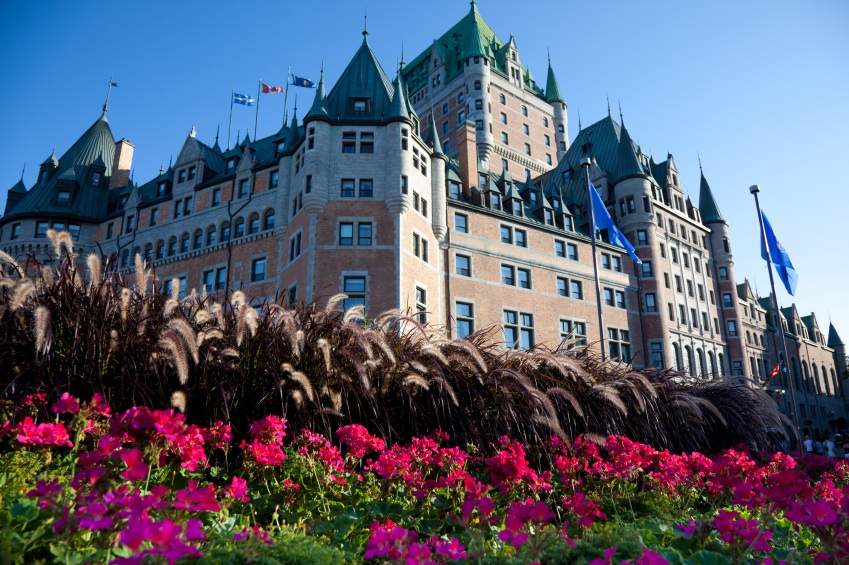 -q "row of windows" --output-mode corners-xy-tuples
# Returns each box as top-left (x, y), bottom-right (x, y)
(160, 256), (267, 297)
(3, 221), (81, 242)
